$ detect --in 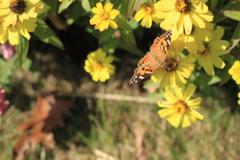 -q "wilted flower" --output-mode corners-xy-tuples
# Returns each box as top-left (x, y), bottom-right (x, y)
(0, 41), (17, 60)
